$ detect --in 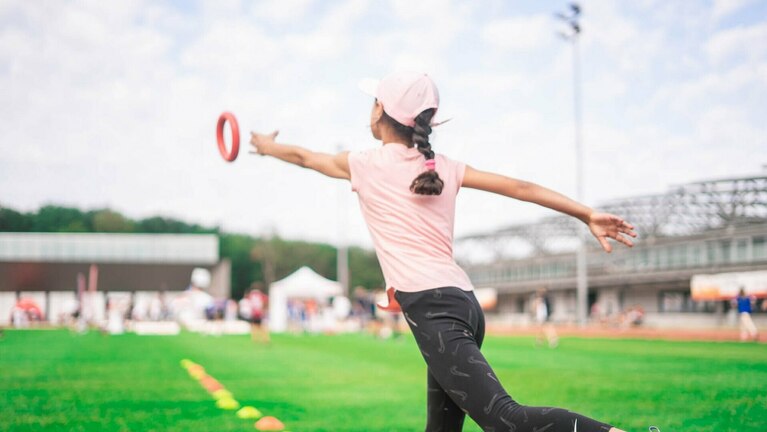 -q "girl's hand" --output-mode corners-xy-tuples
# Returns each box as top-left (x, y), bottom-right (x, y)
(249, 130), (279, 156)
(587, 212), (637, 253)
